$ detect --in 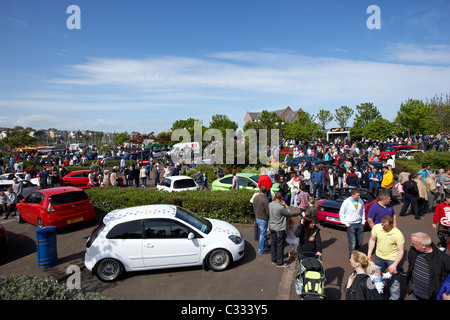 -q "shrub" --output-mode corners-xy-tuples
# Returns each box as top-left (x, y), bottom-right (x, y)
(85, 187), (256, 224)
(0, 275), (109, 300)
